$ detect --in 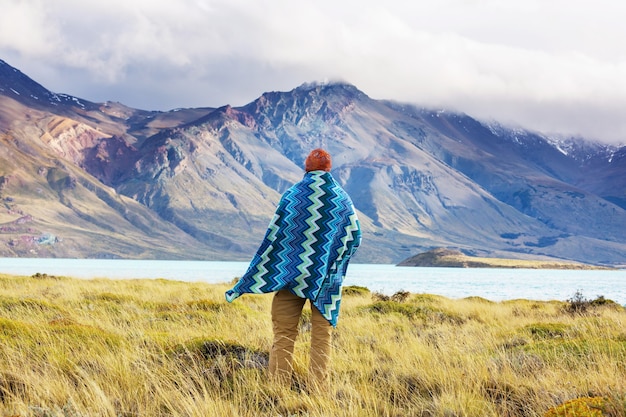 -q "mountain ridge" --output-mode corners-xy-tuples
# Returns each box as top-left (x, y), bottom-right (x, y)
(1, 59), (625, 265)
